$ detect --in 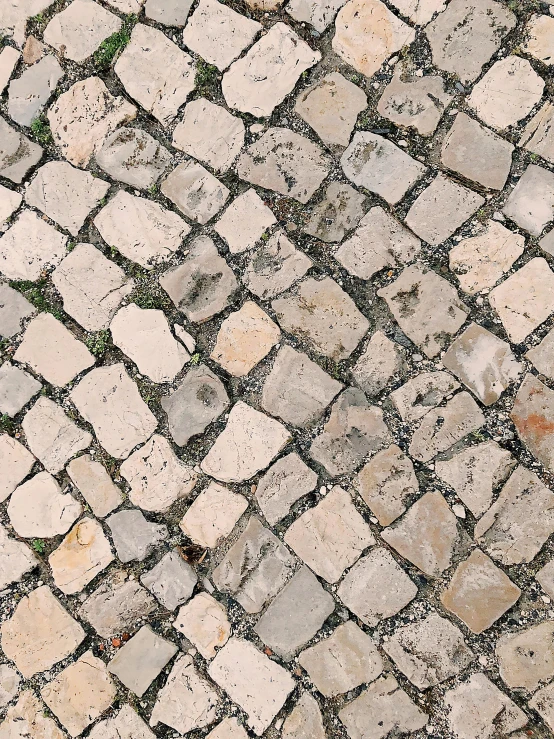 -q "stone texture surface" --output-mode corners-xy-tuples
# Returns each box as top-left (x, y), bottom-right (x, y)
(174, 592), (231, 659)
(43, 0), (120, 63)
(352, 331), (407, 397)
(0, 362), (41, 417)
(0, 210), (67, 281)
(0, 116), (42, 184)
(180, 482), (247, 547)
(162, 160), (229, 224)
(243, 230), (312, 299)
(141, 549), (197, 610)
(95, 127), (171, 190)
(304, 182), (366, 243)
(496, 621), (554, 691)
(8, 471), (82, 538)
(107, 509), (168, 563)
(214, 188), (276, 255)
(255, 452), (317, 524)
(0, 433), (35, 503)
(108, 625), (177, 696)
(502, 164), (554, 236)
(0, 523), (37, 589)
(8, 54), (63, 127)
